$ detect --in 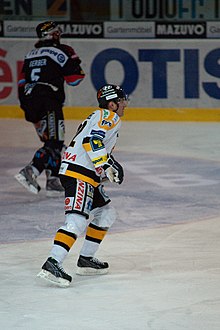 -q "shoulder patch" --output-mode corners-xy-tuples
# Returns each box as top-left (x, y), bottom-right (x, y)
(98, 109), (120, 130)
